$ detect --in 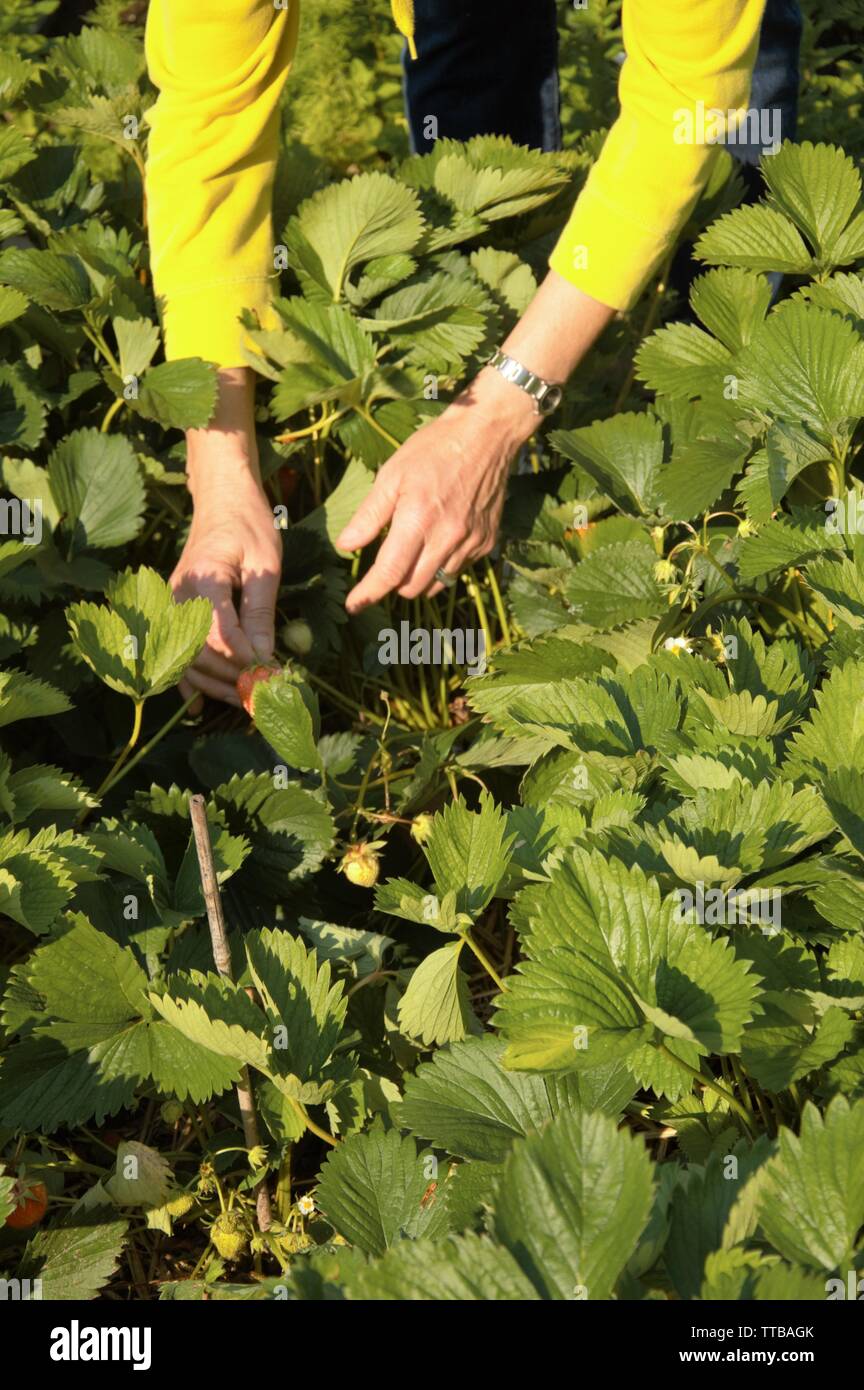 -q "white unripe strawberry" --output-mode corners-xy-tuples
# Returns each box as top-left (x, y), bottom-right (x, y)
(282, 619), (313, 656)
(410, 813), (434, 844)
(340, 840), (385, 888)
(210, 1211), (249, 1261)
